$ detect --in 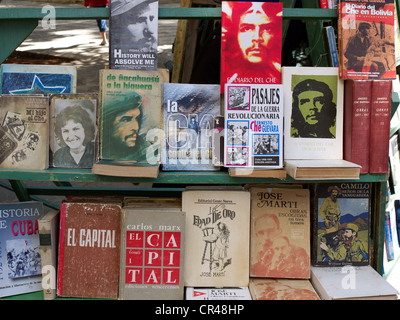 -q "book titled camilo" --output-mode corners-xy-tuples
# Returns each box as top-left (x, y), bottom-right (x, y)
(96, 69), (163, 167)
(0, 201), (45, 298)
(338, 0), (396, 80)
(182, 189), (250, 287)
(249, 187), (311, 279)
(312, 182), (371, 267)
(57, 200), (122, 299)
(109, 0), (158, 70)
(0, 64), (77, 94)
(0, 95), (49, 169)
(162, 83), (220, 171)
(224, 83), (283, 168)
(220, 1), (282, 94)
(119, 207), (185, 300)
